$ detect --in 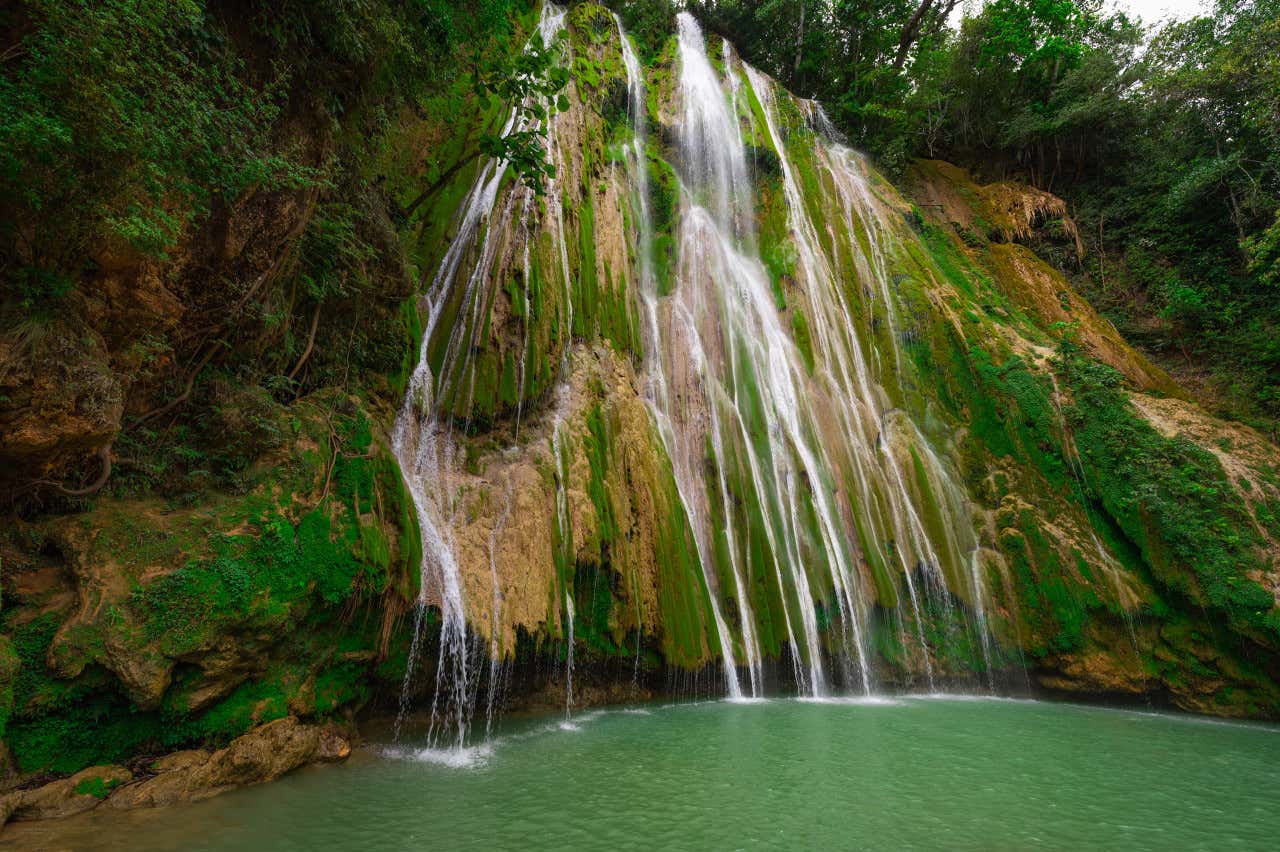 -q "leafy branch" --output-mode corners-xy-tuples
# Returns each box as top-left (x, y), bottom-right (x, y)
(402, 31), (570, 219)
